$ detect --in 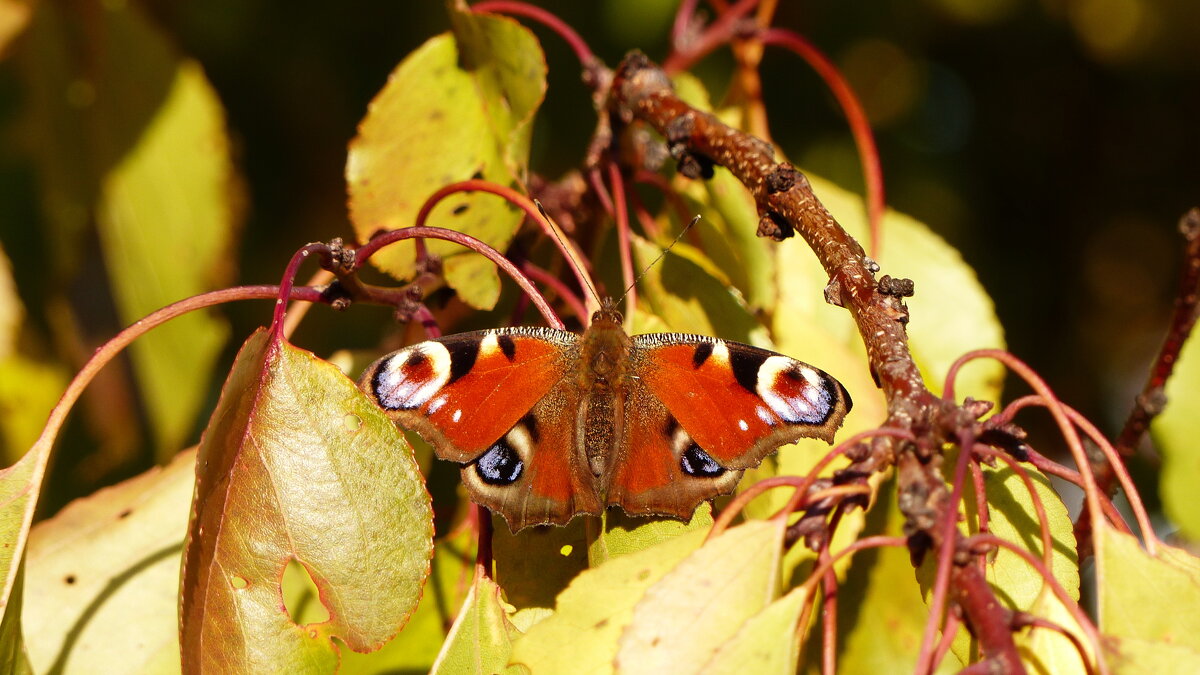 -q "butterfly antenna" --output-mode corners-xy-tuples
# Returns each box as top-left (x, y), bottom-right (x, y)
(535, 199), (602, 314)
(615, 214), (701, 307)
